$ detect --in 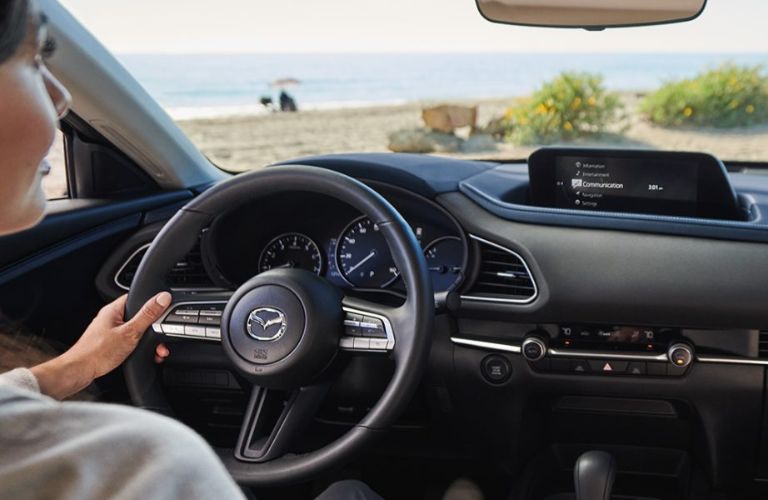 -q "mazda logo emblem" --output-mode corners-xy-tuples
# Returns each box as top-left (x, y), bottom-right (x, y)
(246, 307), (287, 341)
